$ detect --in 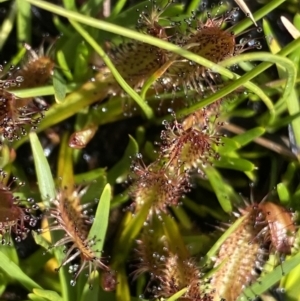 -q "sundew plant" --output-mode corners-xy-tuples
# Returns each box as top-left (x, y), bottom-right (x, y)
(0, 0), (300, 300)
